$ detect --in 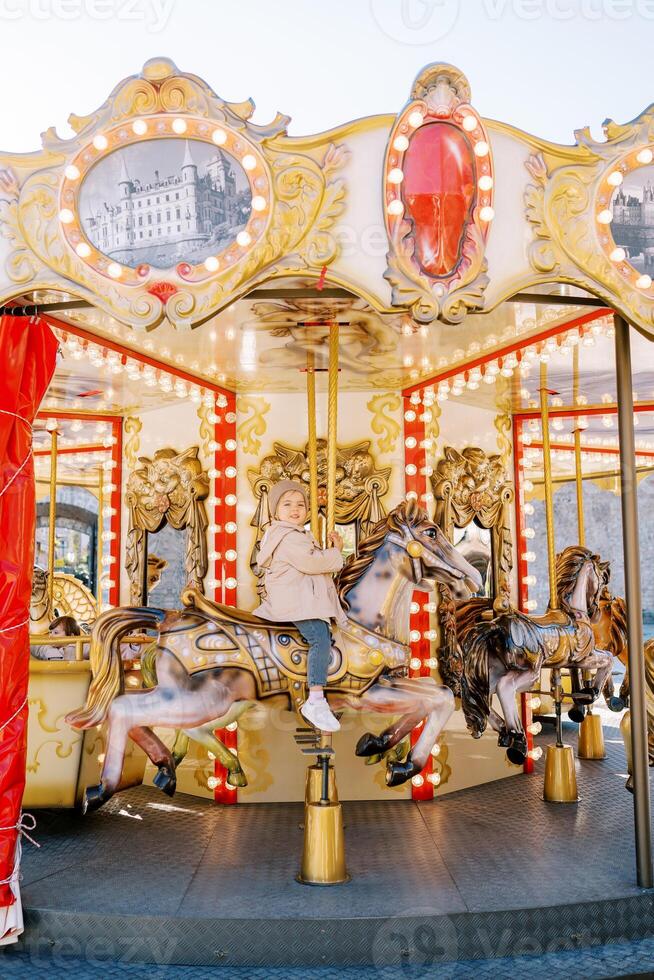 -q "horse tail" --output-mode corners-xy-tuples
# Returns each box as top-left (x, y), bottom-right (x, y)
(460, 621), (498, 737)
(66, 607), (166, 730)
